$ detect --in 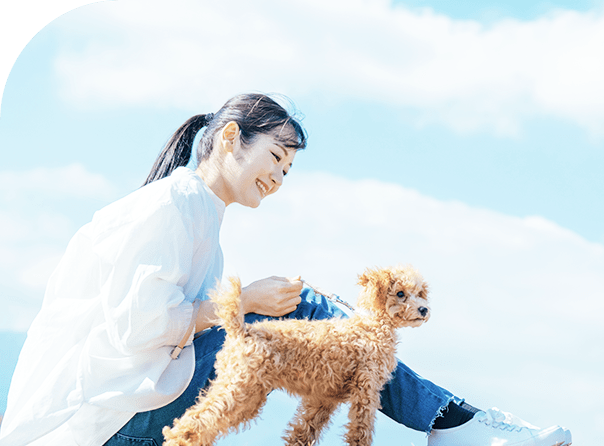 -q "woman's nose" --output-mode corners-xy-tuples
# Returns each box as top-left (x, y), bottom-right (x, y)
(271, 168), (284, 186)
